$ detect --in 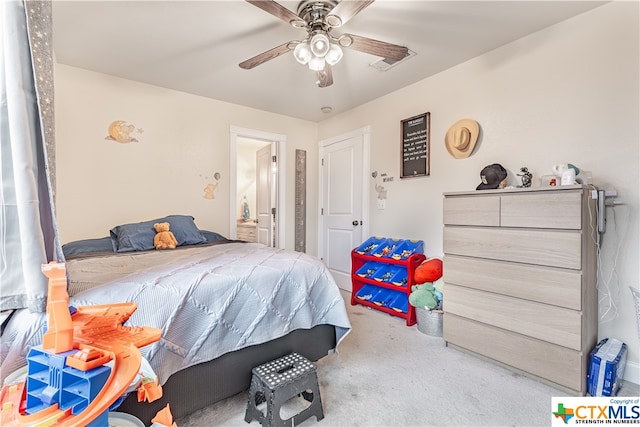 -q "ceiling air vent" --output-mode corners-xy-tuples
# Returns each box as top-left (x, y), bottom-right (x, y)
(369, 49), (416, 71)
